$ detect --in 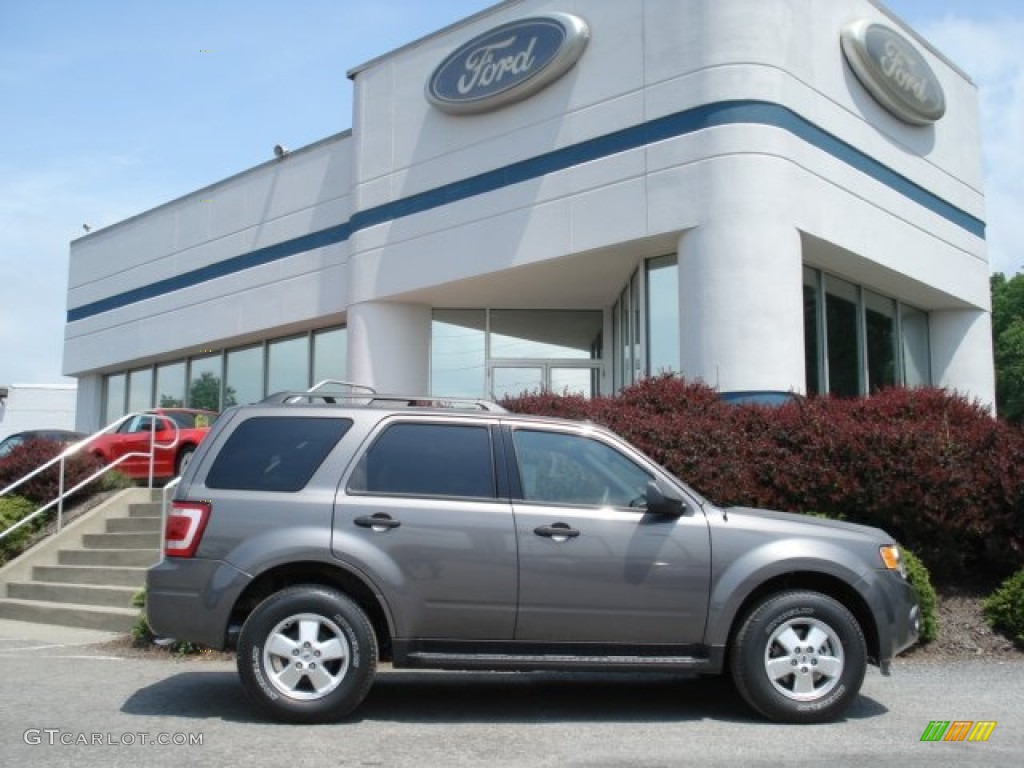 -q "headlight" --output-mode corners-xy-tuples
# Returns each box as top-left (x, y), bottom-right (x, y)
(879, 544), (907, 578)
